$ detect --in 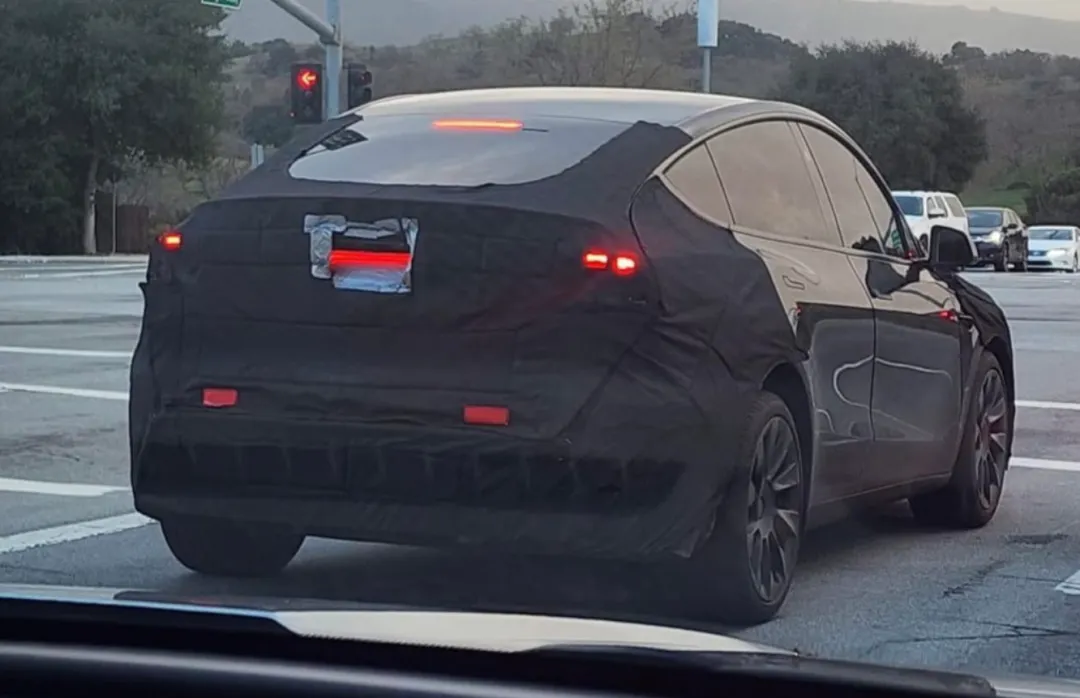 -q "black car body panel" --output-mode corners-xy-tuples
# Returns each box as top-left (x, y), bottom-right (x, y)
(129, 87), (1015, 560)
